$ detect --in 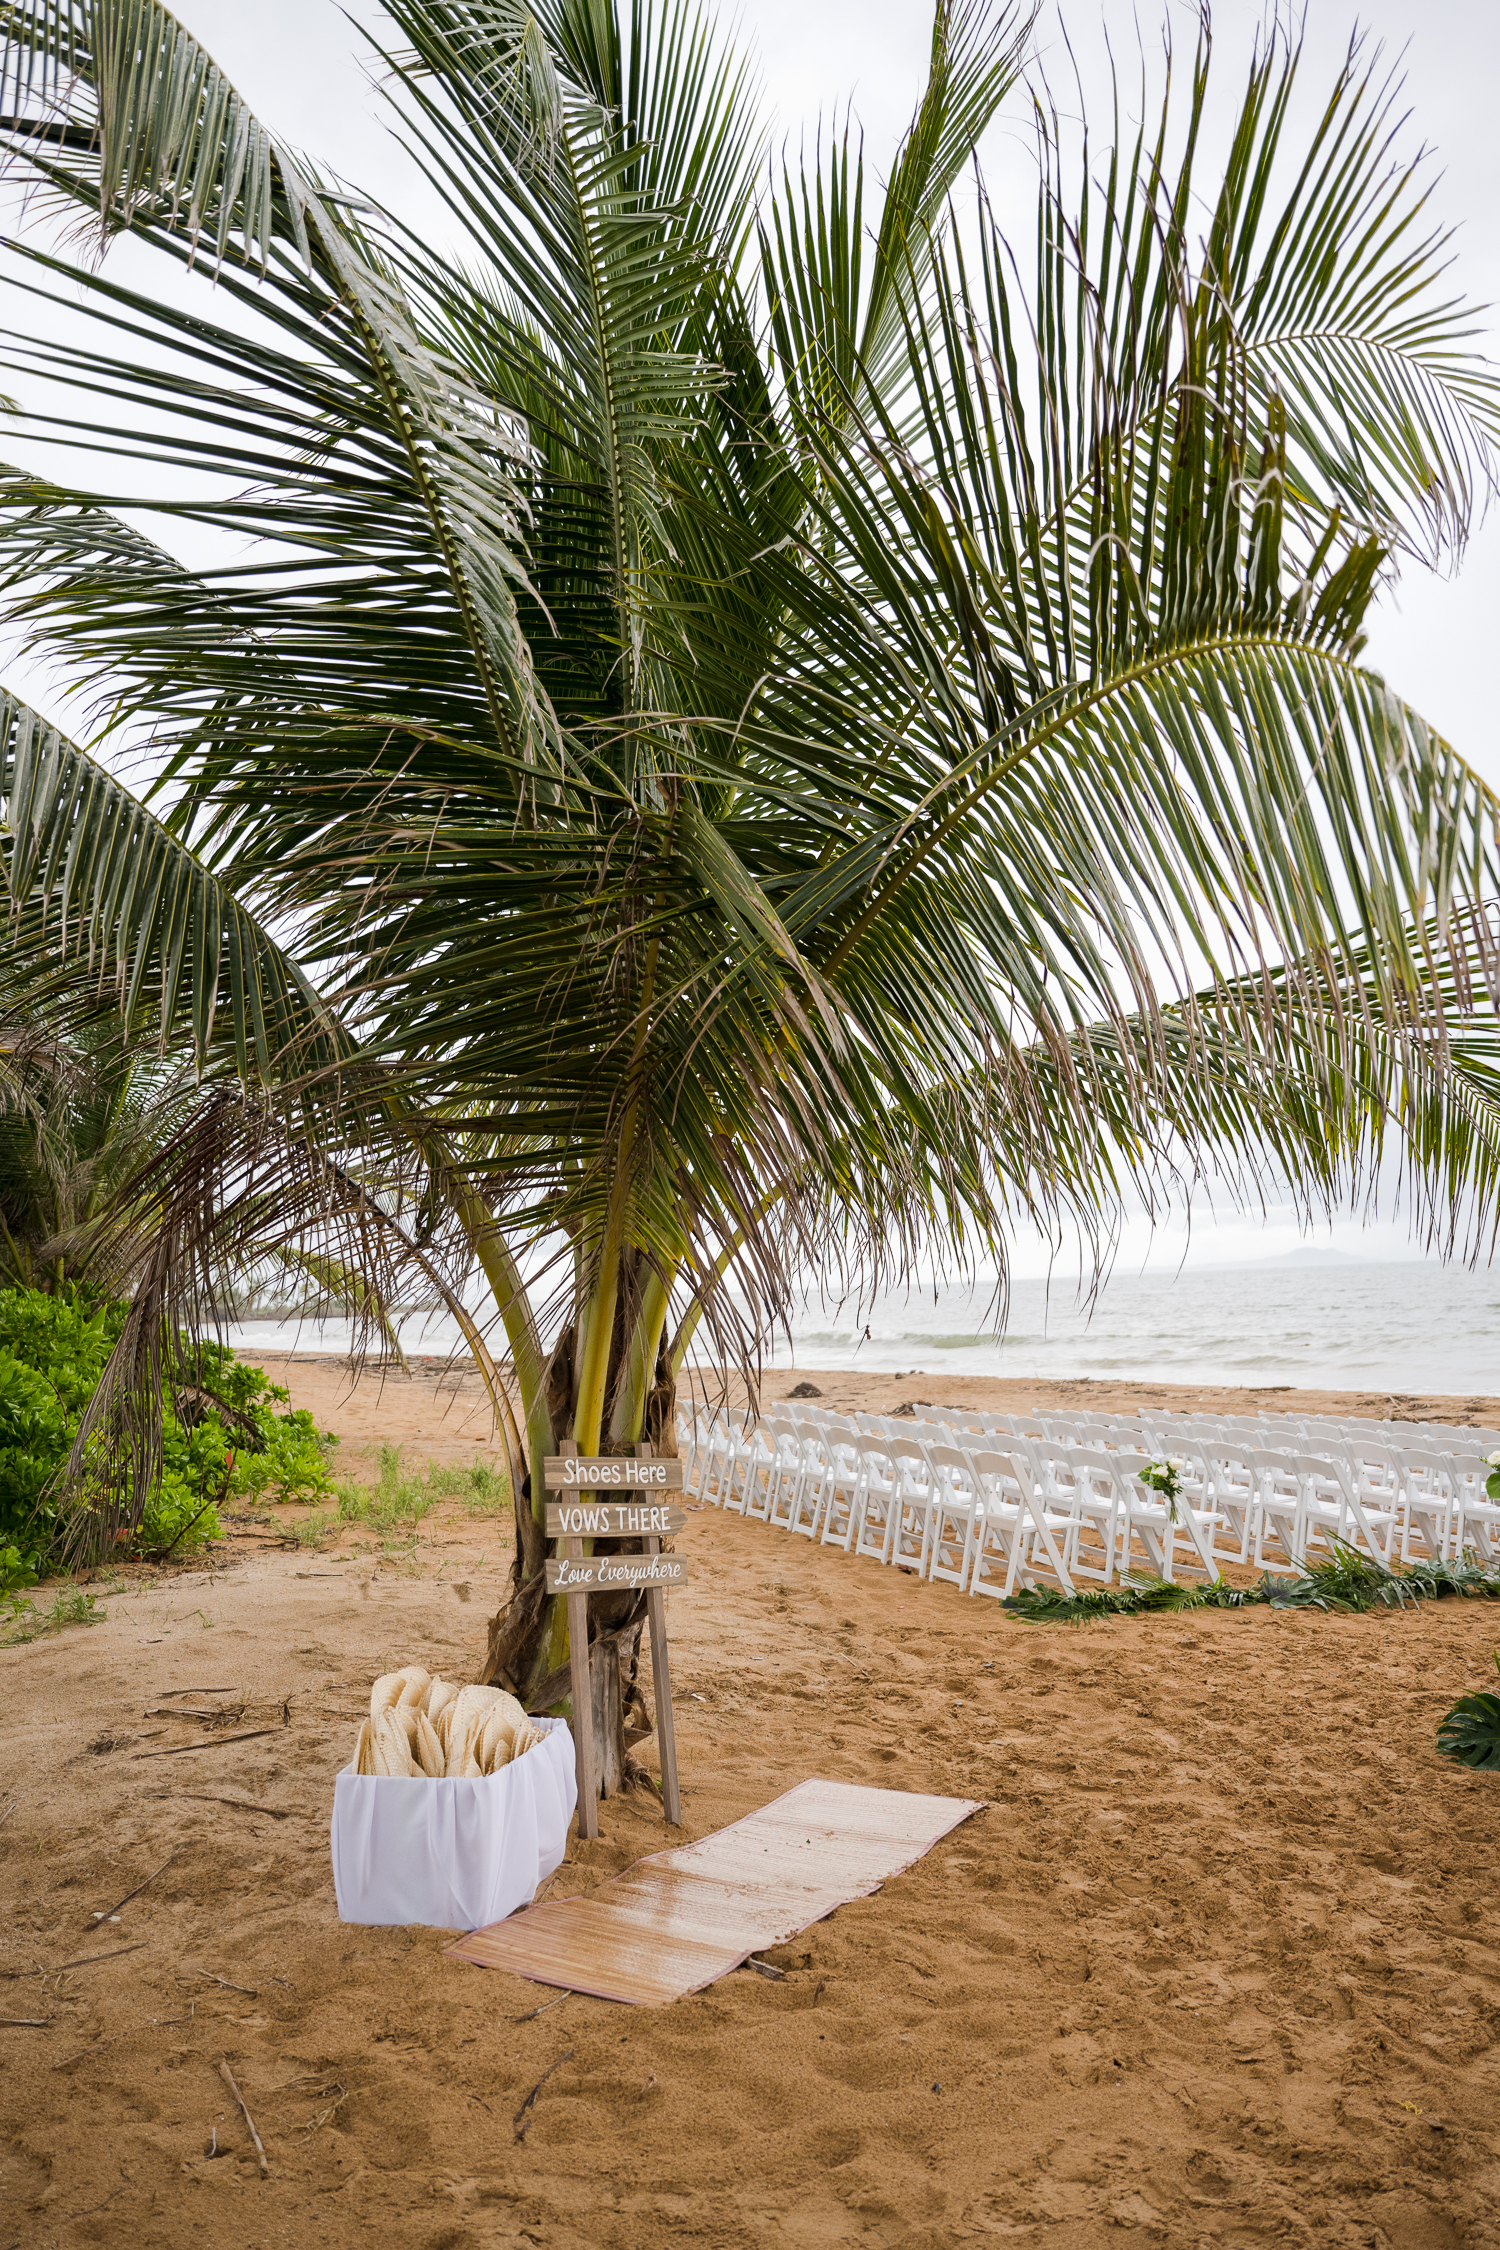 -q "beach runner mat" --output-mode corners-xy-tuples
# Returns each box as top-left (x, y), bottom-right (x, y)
(444, 1777), (983, 2006)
